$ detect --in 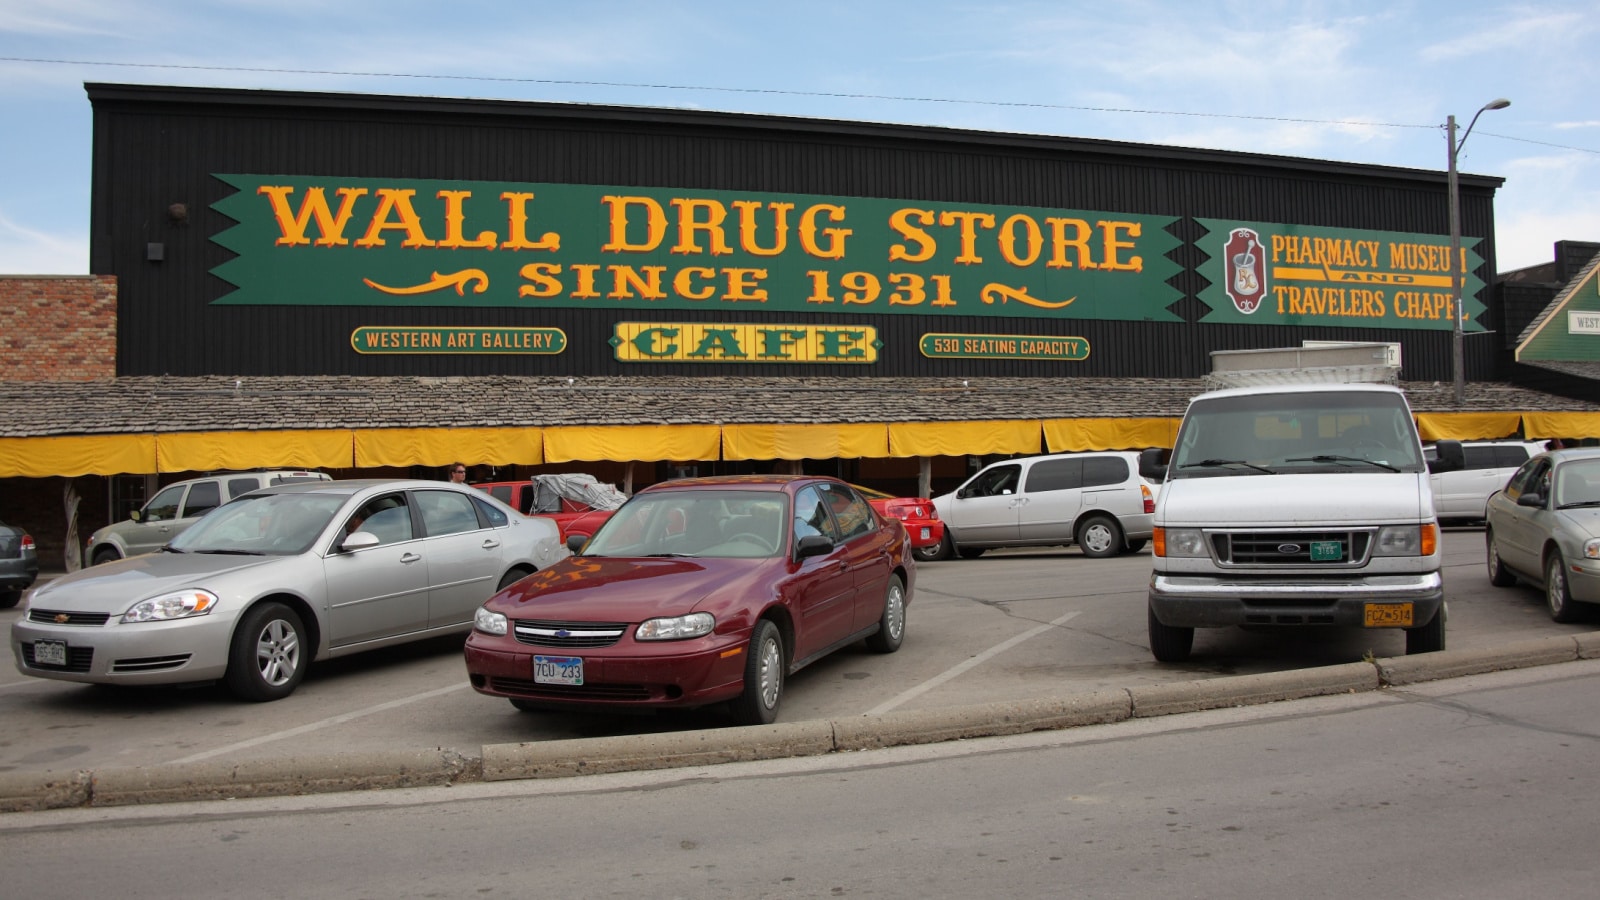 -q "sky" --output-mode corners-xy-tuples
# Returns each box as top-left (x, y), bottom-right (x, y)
(1, 1), (1596, 275)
